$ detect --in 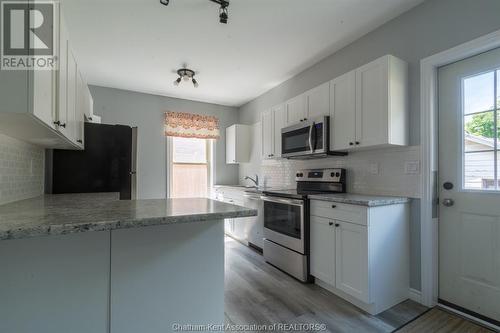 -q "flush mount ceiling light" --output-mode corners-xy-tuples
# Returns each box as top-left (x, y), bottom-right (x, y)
(173, 67), (199, 88)
(160, 0), (230, 24)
